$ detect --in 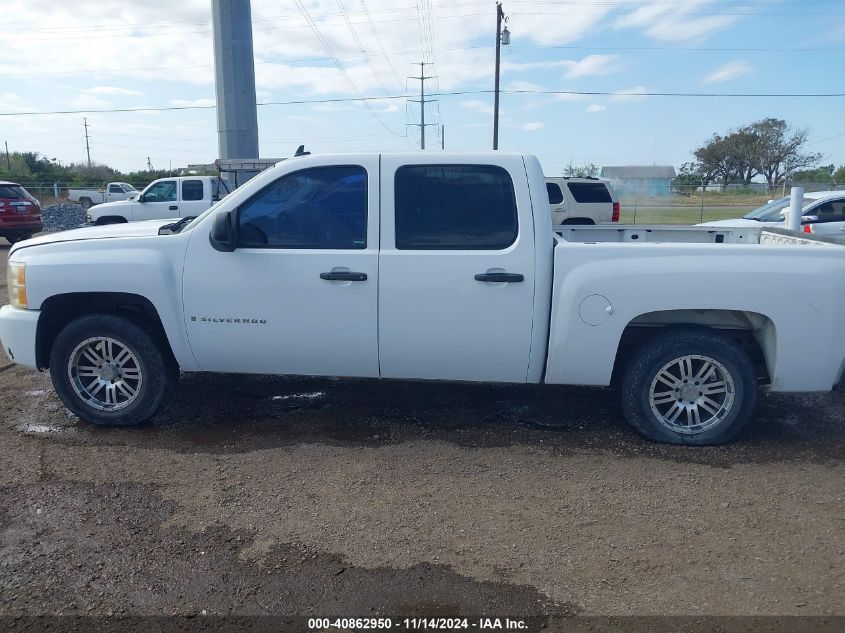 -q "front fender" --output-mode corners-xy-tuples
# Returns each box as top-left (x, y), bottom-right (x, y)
(17, 236), (198, 371)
